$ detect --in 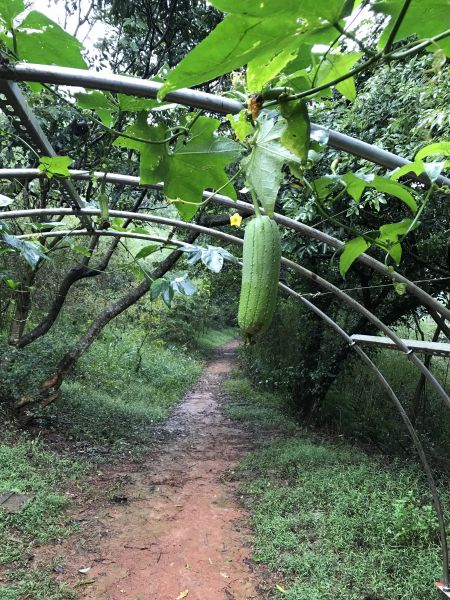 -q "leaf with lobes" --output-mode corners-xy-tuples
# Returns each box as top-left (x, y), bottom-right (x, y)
(114, 115), (241, 221)
(241, 113), (301, 216)
(181, 244), (237, 273)
(2, 11), (87, 70)
(374, 0), (450, 56)
(227, 111), (254, 142)
(158, 0), (353, 97)
(313, 52), (362, 101)
(38, 155), (73, 179)
(75, 91), (118, 128)
(150, 273), (197, 306)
